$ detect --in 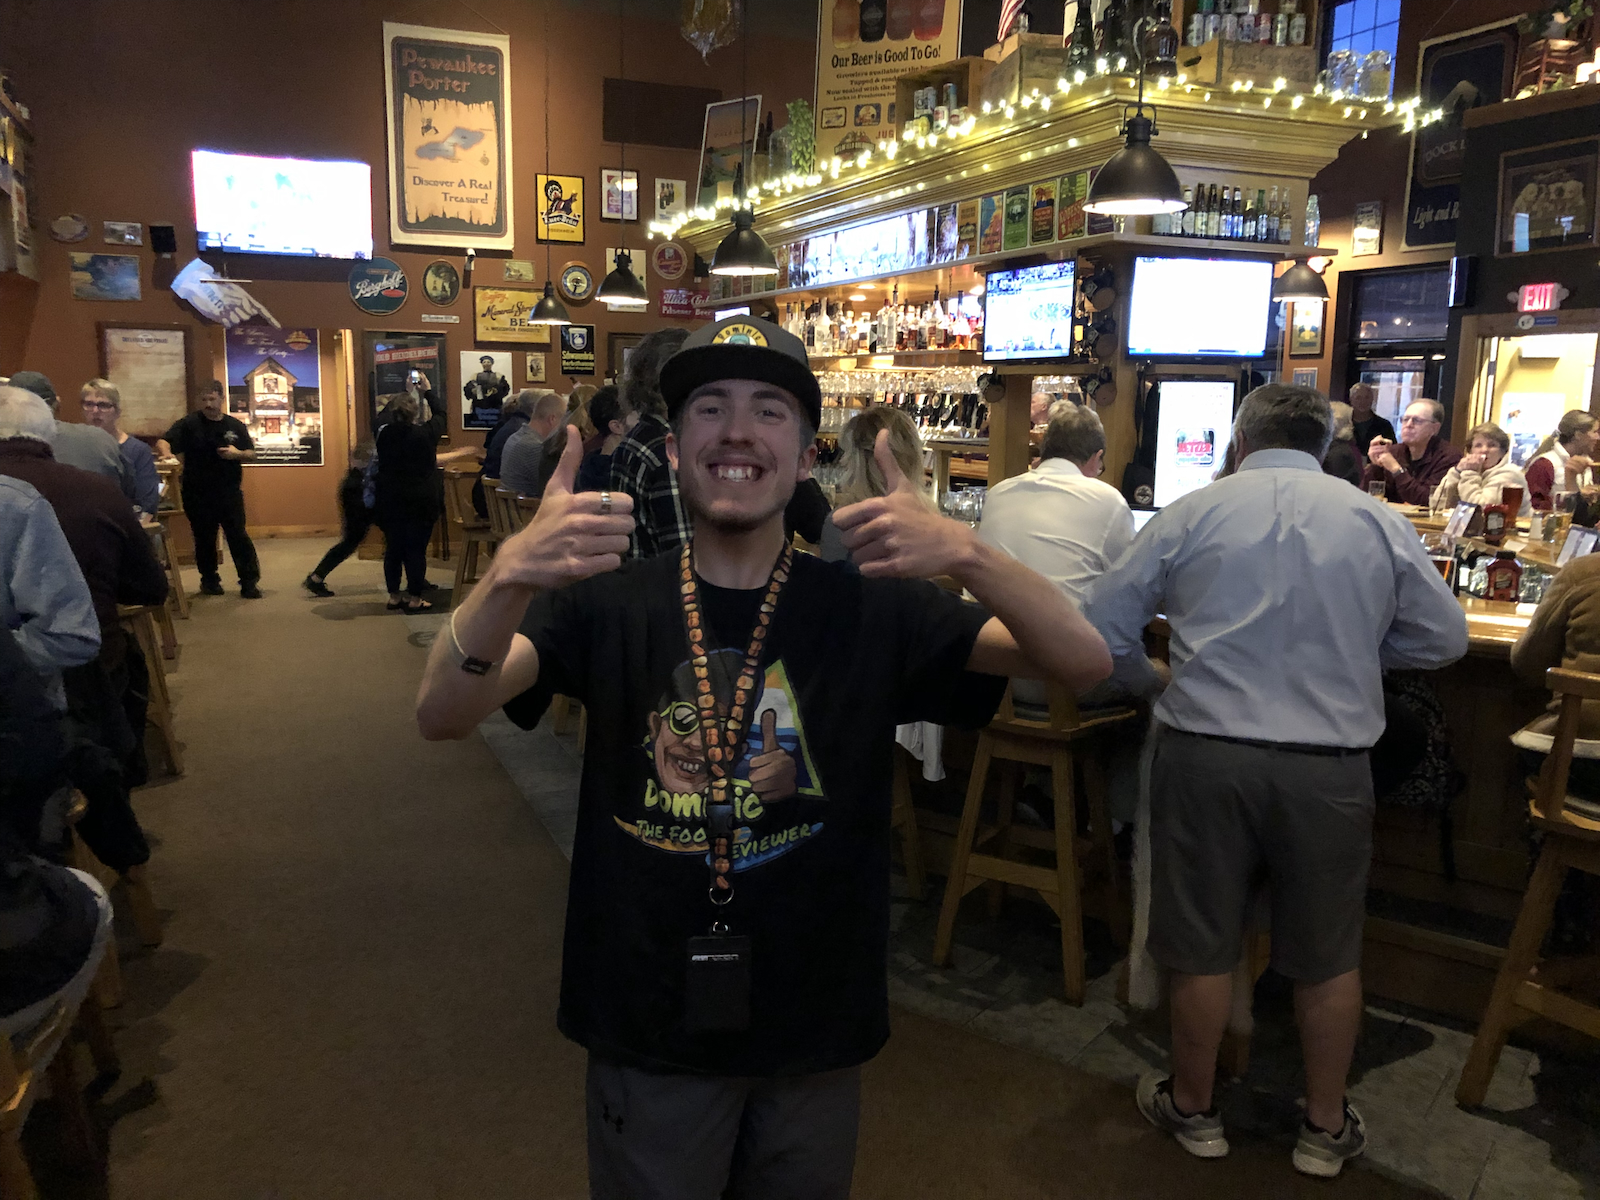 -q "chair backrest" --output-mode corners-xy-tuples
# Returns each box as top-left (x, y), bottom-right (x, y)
(1533, 667), (1600, 823)
(995, 681), (1084, 732)
(487, 486), (519, 538)
(516, 495), (541, 529)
